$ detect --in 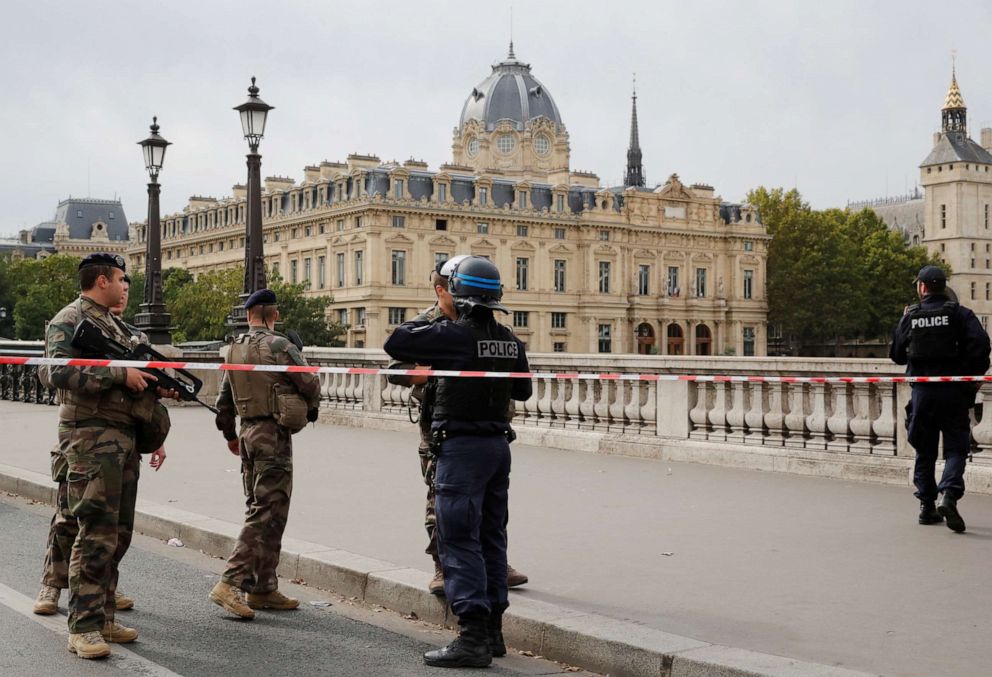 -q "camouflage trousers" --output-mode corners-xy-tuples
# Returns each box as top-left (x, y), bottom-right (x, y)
(42, 440), (140, 623)
(222, 420), (293, 594)
(419, 443), (439, 558)
(61, 422), (136, 633)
